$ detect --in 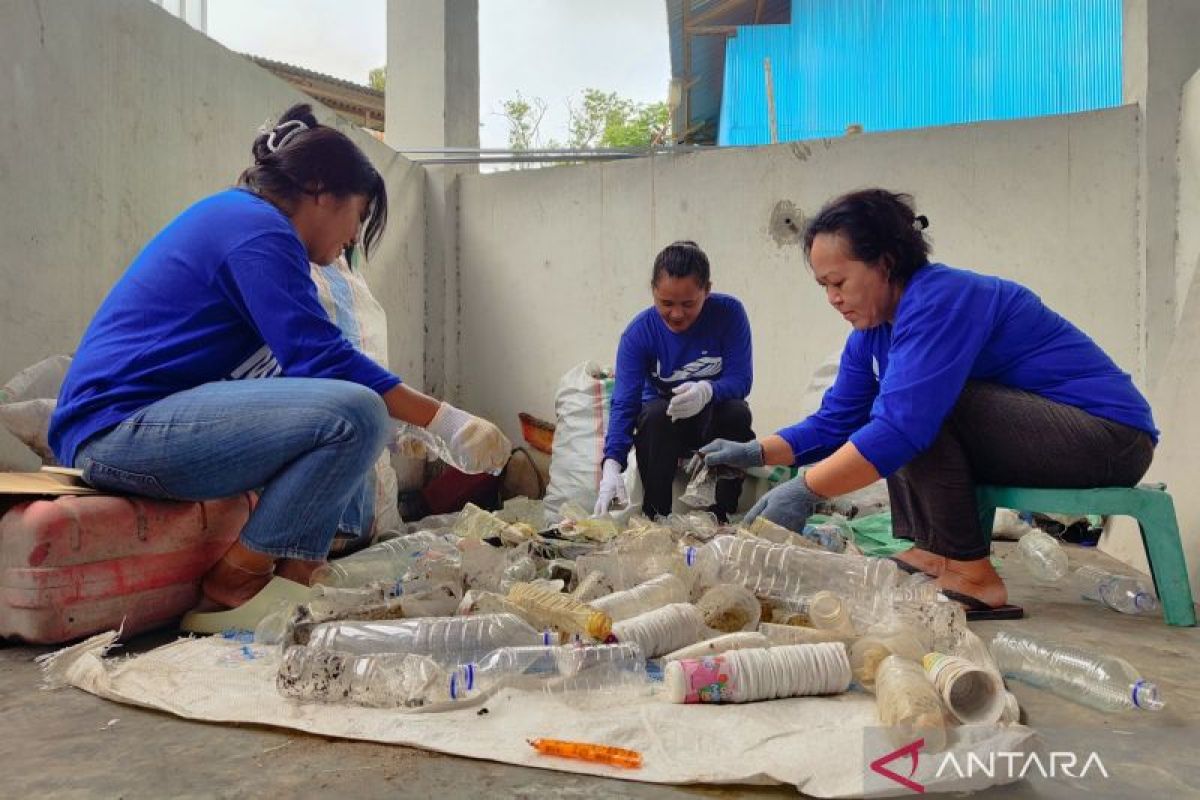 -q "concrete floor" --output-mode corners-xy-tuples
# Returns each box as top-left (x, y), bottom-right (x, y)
(3, 541), (1198, 799)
